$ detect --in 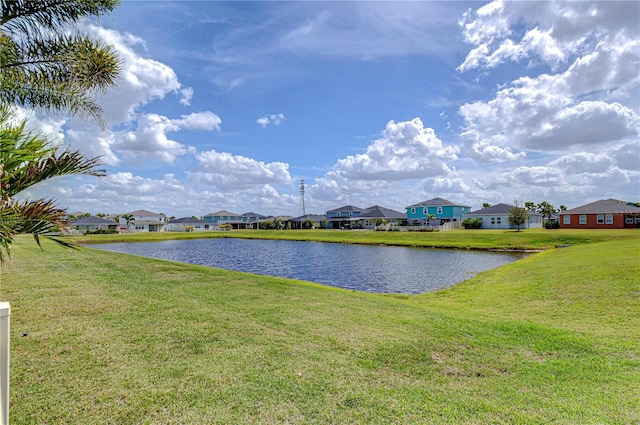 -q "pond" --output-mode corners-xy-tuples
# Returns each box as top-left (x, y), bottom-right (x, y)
(88, 238), (528, 294)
